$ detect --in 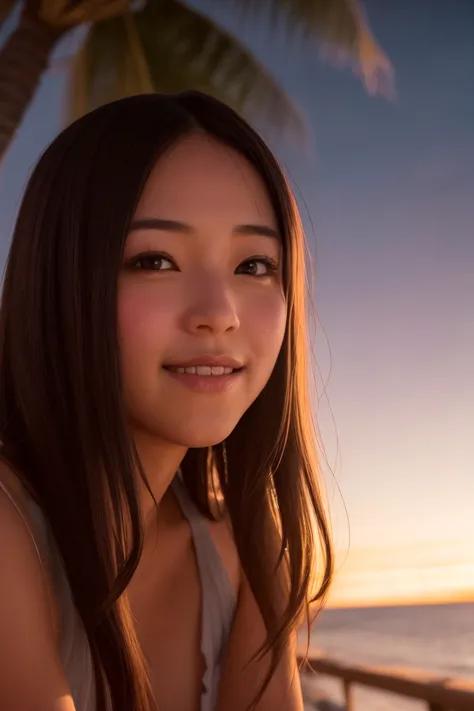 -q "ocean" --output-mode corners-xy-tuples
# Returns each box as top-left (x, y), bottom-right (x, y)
(299, 602), (474, 710)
